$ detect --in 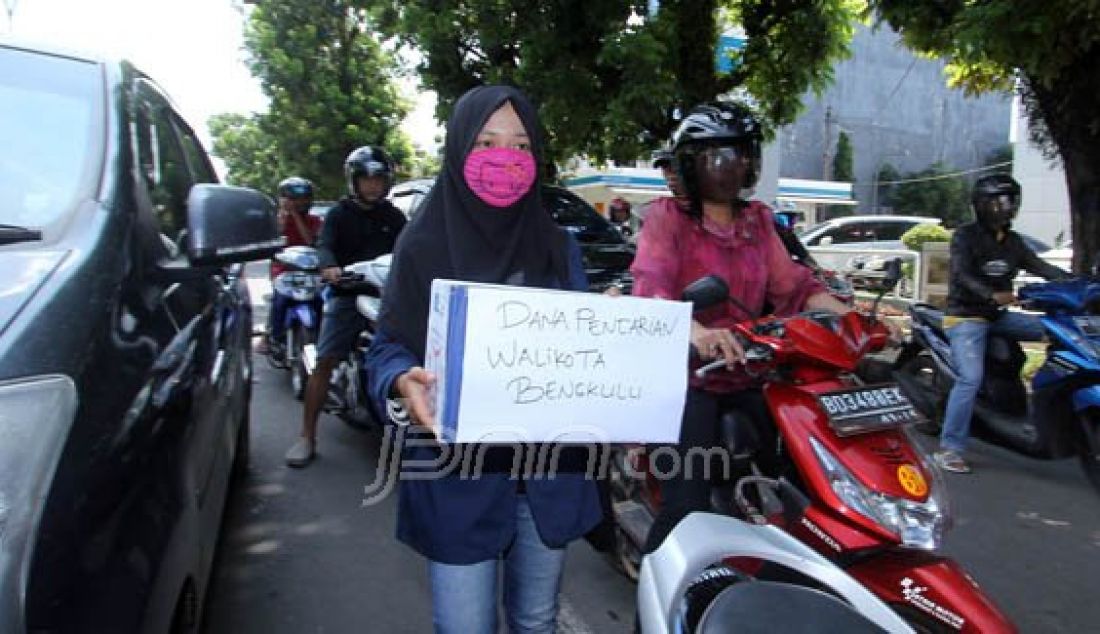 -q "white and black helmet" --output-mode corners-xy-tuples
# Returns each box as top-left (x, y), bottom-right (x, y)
(671, 102), (763, 209)
(344, 146), (395, 198)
